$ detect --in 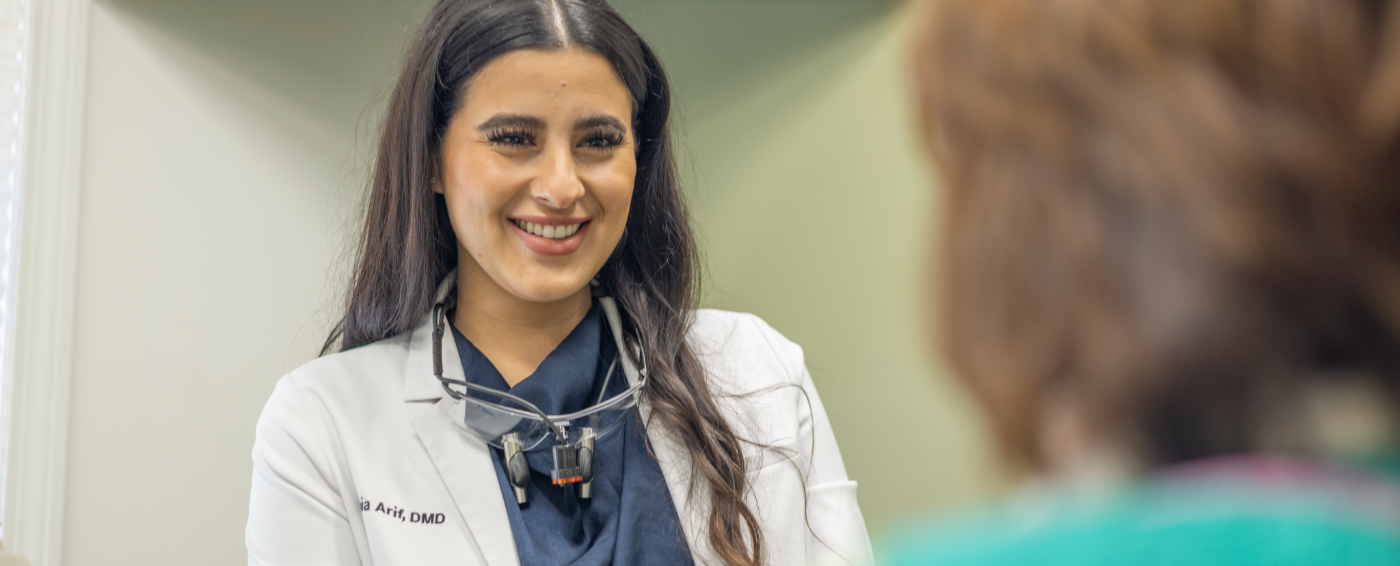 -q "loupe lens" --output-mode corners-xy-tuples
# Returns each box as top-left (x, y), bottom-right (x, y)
(449, 386), (642, 452)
